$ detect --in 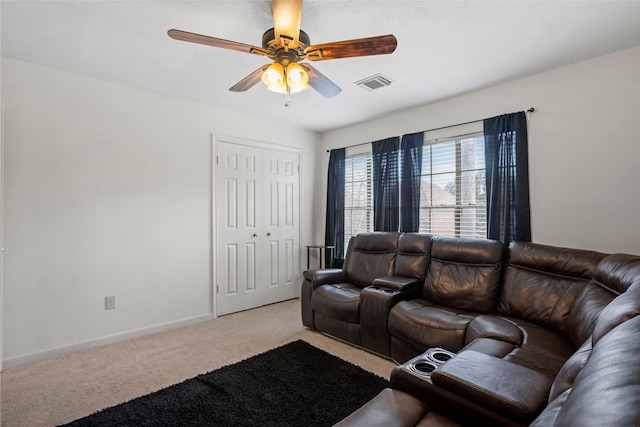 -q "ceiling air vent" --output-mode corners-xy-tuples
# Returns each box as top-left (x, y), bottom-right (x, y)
(355, 73), (393, 91)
